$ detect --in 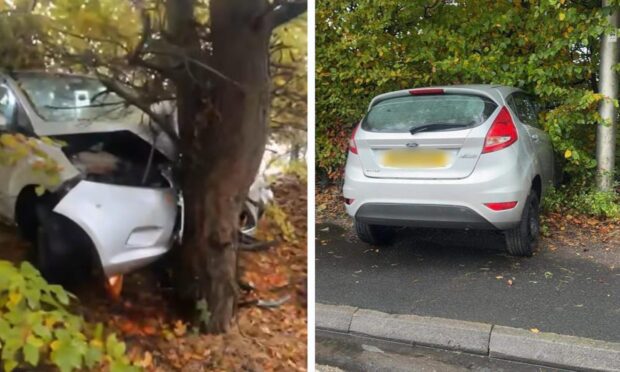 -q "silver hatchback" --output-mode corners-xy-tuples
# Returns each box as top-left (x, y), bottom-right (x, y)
(343, 85), (556, 256)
